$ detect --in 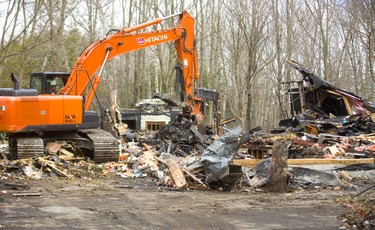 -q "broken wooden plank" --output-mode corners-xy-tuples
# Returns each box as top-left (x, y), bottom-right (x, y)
(59, 148), (75, 157)
(370, 114), (375, 124)
(142, 143), (153, 151)
(233, 158), (375, 167)
(328, 145), (340, 156)
(37, 158), (73, 178)
(263, 133), (298, 141)
(233, 159), (264, 166)
(58, 156), (85, 161)
(13, 192), (41, 197)
(304, 124), (319, 135)
(182, 168), (208, 189)
(288, 158), (374, 165)
(45, 163), (71, 178)
(165, 159), (187, 189)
